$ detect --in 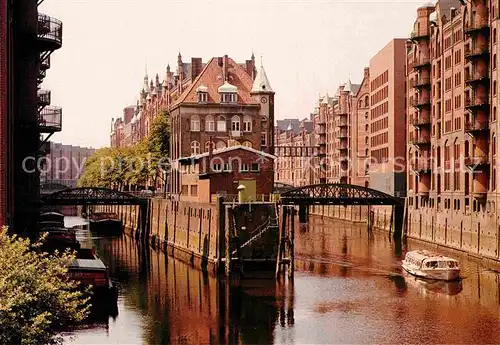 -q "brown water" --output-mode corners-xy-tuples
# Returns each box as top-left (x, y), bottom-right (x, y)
(64, 216), (500, 344)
